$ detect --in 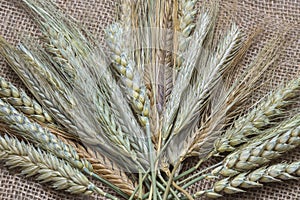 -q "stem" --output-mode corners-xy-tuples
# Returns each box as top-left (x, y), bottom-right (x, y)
(93, 186), (120, 200)
(174, 152), (216, 181)
(182, 174), (210, 190)
(173, 159), (205, 181)
(83, 168), (129, 199)
(158, 174), (180, 200)
(162, 159), (181, 200)
(142, 174), (181, 200)
(139, 170), (143, 199)
(177, 162), (221, 186)
(172, 181), (193, 200)
(129, 170), (150, 200)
